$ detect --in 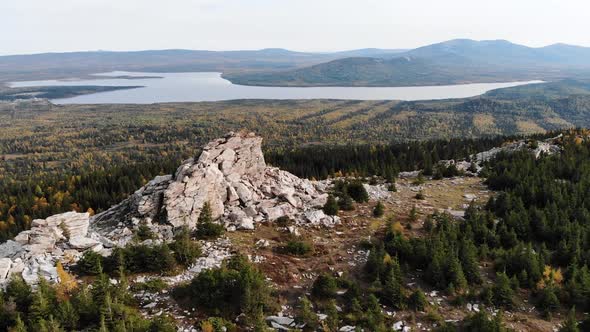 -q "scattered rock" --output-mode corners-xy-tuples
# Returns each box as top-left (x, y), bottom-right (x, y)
(237, 217), (255, 230)
(256, 239), (270, 248)
(364, 183), (391, 201)
(463, 193), (477, 201)
(287, 226), (301, 237)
